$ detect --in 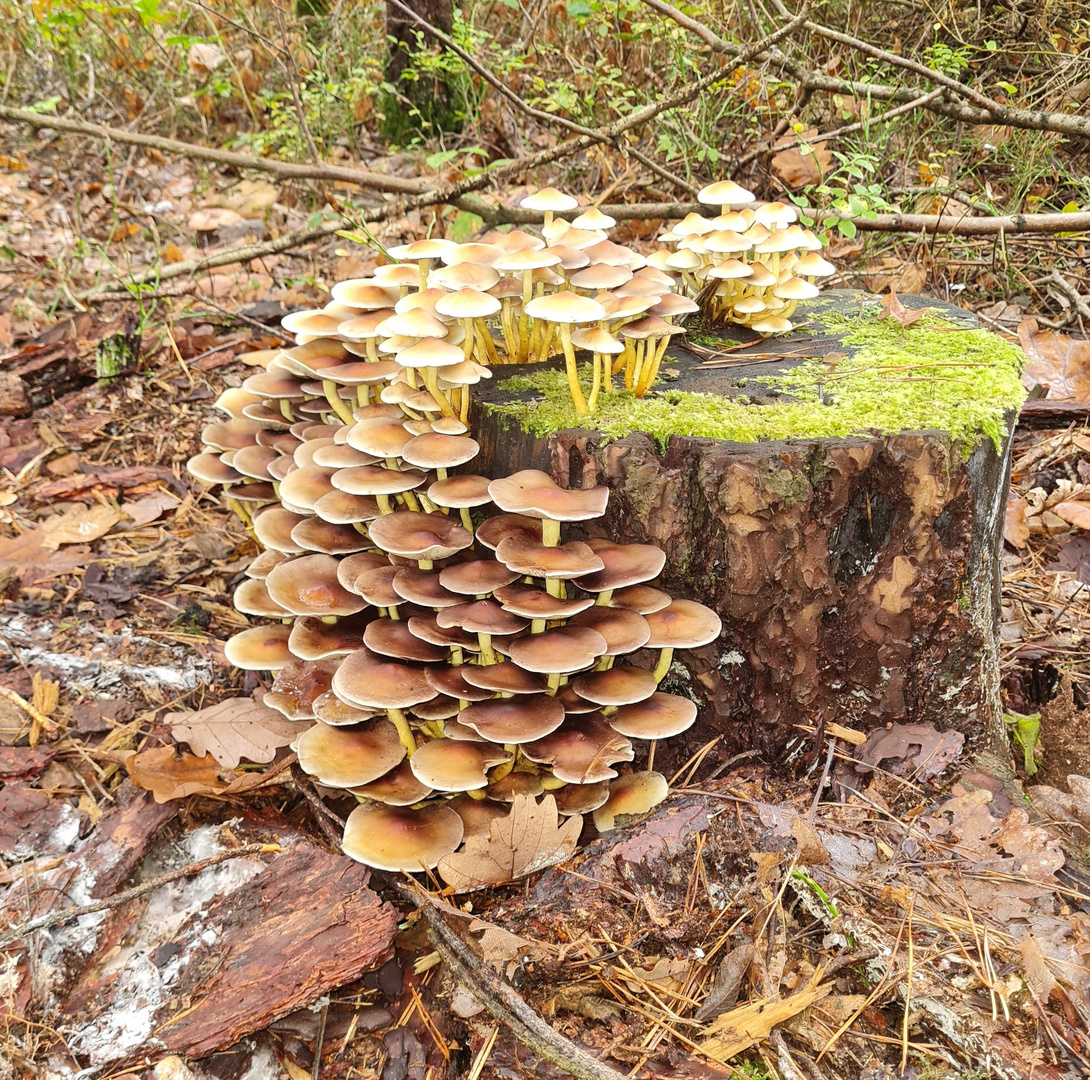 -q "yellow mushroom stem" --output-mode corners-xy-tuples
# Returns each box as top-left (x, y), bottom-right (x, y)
(475, 320), (501, 366)
(321, 614), (338, 625)
(419, 367), (458, 418)
(586, 351), (603, 412)
(547, 671), (561, 693)
(478, 632), (496, 665)
(540, 518), (561, 547)
(365, 339), (379, 363)
(356, 386), (369, 408)
(376, 493), (394, 515)
(459, 386), (471, 425)
(646, 738), (657, 772)
(224, 495), (251, 527)
(540, 773), (566, 790)
(490, 752), (517, 783)
(594, 588), (614, 607)
(635, 336), (669, 397)
(387, 707), (418, 755)
(652, 646), (674, 683)
(278, 399), (294, 422)
(531, 617), (547, 634)
(536, 321), (556, 364)
(416, 258), (429, 291)
(518, 271), (534, 361)
(321, 380), (356, 425)
(458, 507), (474, 531)
(450, 646), (463, 665)
(558, 324), (588, 415)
